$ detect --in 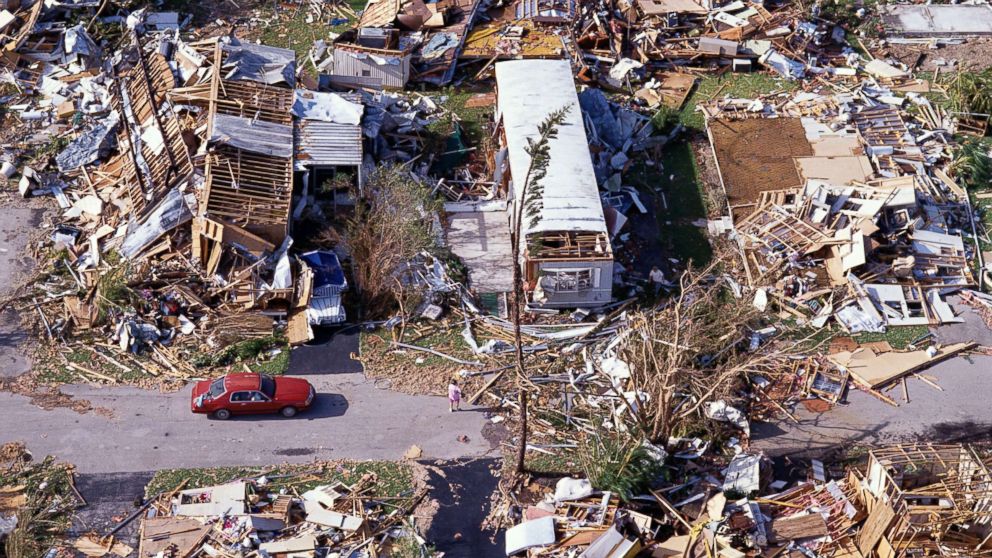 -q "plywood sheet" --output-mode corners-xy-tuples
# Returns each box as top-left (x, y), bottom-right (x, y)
(139, 517), (210, 558)
(638, 0), (706, 15)
(795, 156), (874, 186)
(856, 500), (895, 555)
(768, 513), (829, 543)
(828, 342), (974, 389)
(810, 136), (863, 157)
